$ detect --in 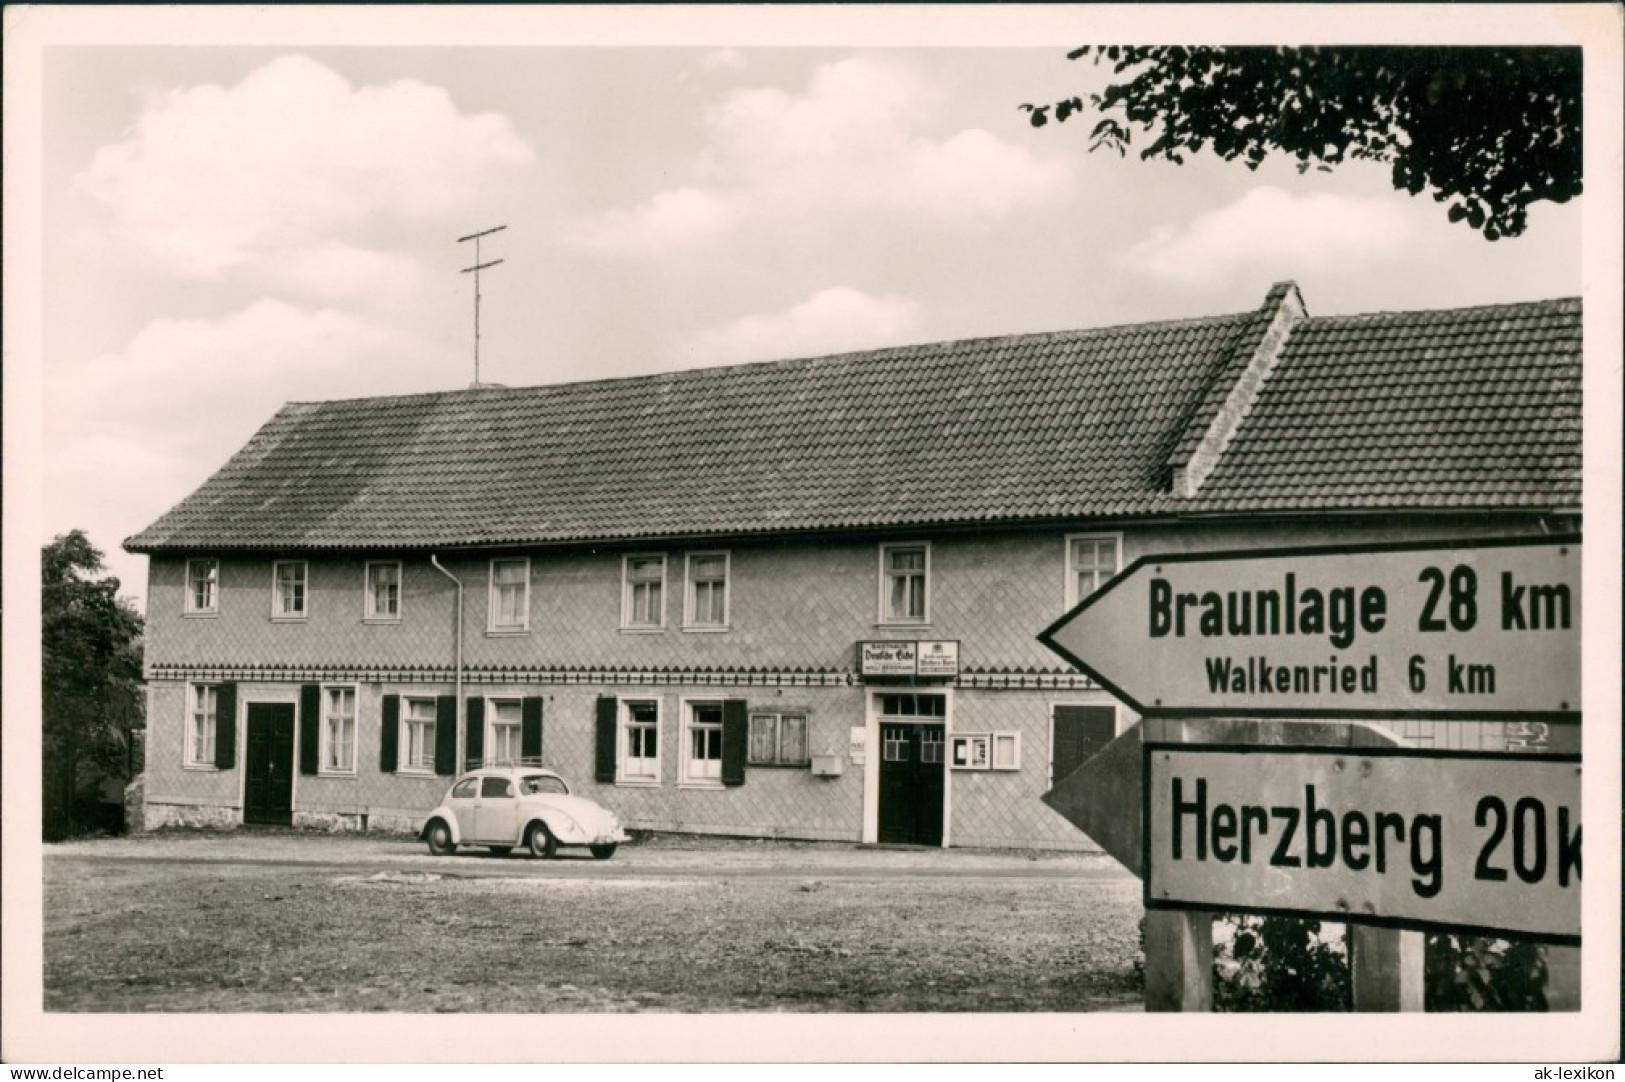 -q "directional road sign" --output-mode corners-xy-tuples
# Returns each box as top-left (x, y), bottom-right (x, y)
(1144, 744), (1581, 944)
(1038, 536), (1580, 722)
